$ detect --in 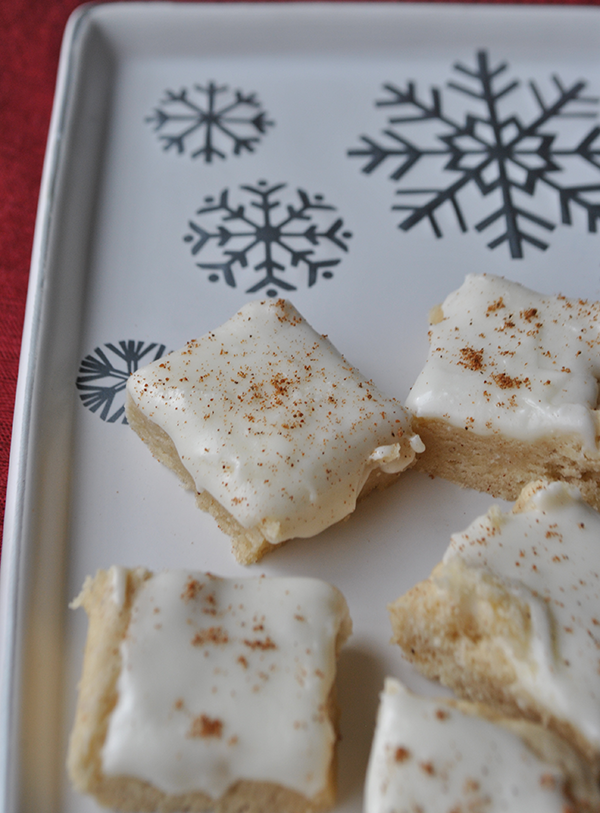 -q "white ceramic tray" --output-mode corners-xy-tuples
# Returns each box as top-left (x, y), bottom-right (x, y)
(3, 3), (600, 811)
